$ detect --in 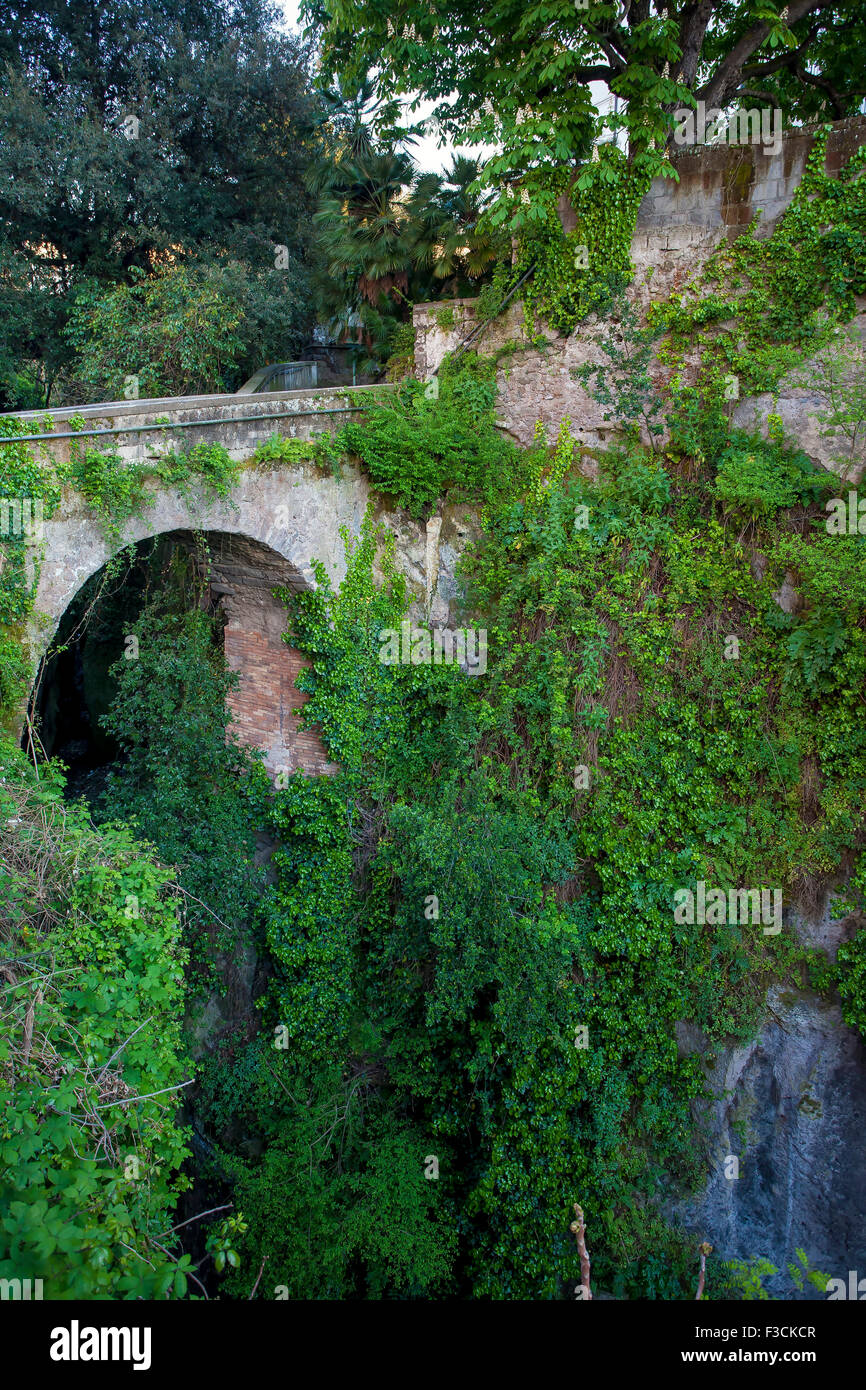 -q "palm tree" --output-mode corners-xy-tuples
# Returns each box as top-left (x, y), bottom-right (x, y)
(309, 80), (500, 362)
(313, 147), (417, 346)
(406, 156), (499, 298)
